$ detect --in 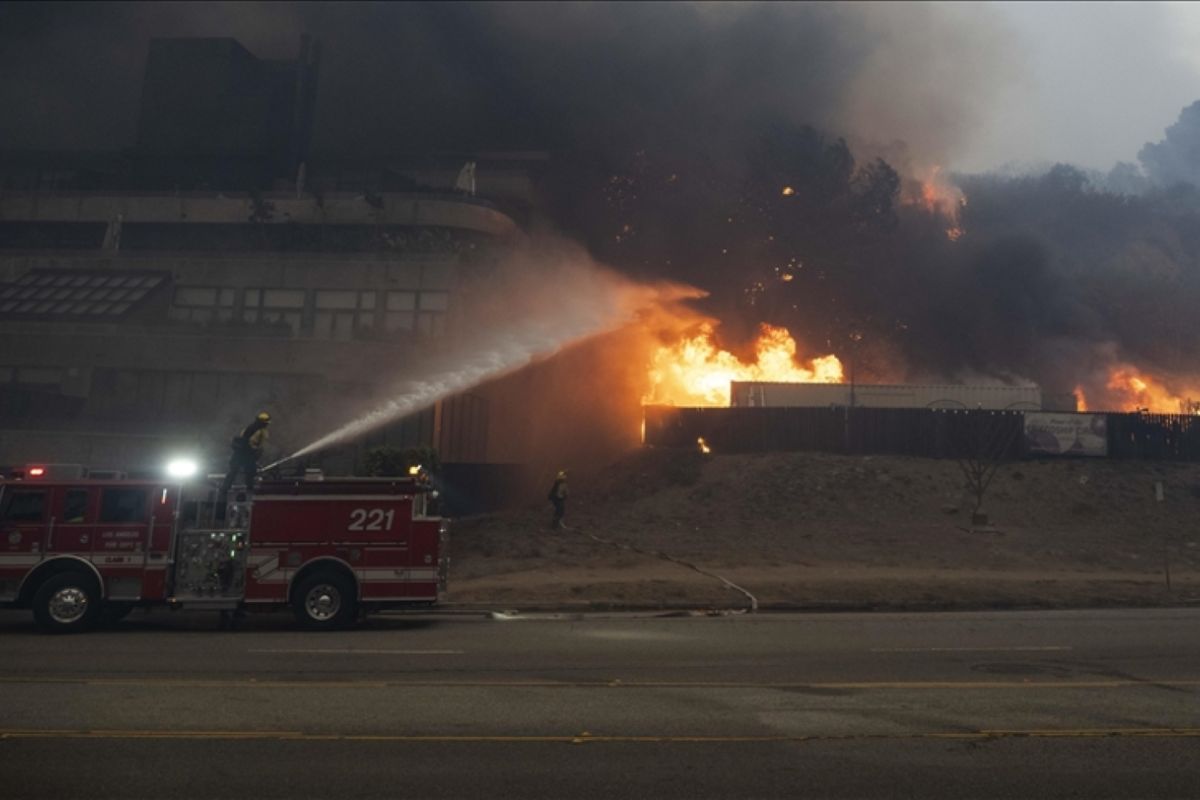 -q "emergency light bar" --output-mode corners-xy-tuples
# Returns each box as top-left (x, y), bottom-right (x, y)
(13, 464), (87, 480)
(7, 465), (132, 481)
(87, 470), (128, 480)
